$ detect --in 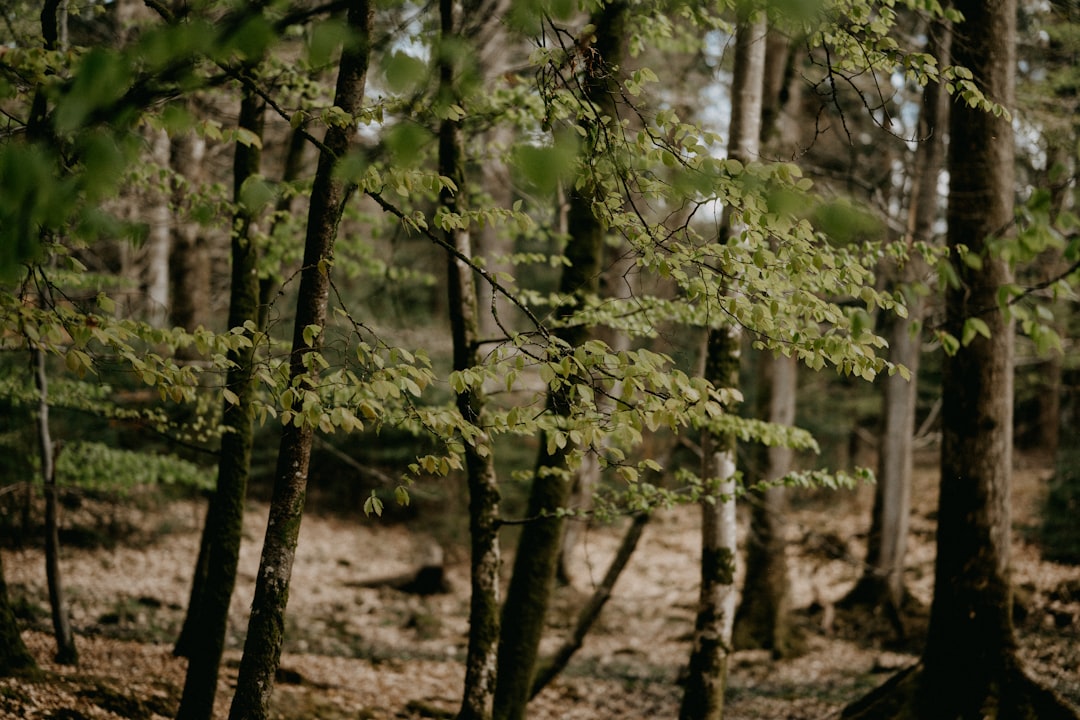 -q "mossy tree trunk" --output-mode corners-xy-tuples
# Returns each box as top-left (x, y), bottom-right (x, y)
(175, 84), (266, 720)
(441, 2), (502, 719)
(227, 4), (372, 719)
(844, 1), (1078, 717)
(491, 6), (626, 720)
(680, 9), (766, 718)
